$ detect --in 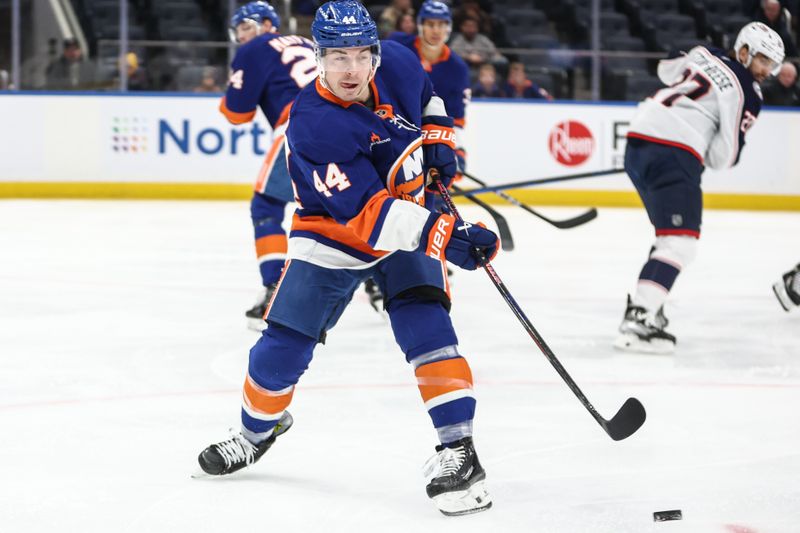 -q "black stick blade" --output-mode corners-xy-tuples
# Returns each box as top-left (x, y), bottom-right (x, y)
(494, 215), (515, 251)
(549, 208), (598, 229)
(602, 397), (646, 441)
